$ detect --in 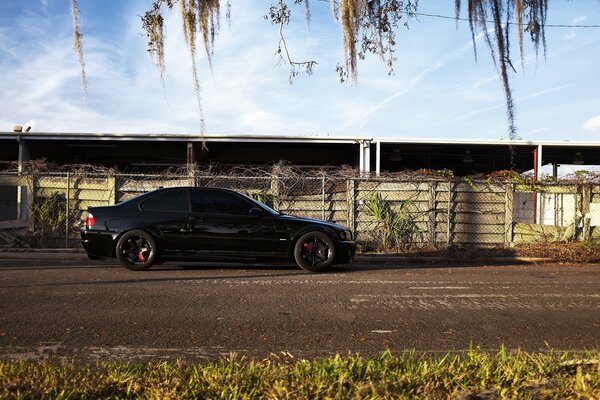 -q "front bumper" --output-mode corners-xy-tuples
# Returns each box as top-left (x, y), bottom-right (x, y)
(335, 240), (356, 264)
